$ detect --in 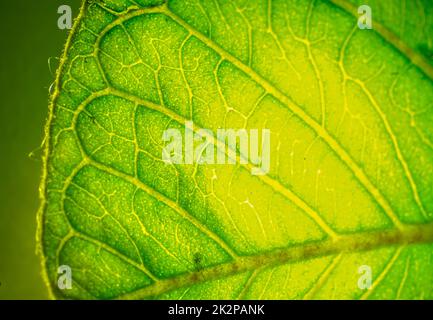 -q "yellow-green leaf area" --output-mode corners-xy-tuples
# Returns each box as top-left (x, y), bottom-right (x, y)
(39, 0), (433, 300)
